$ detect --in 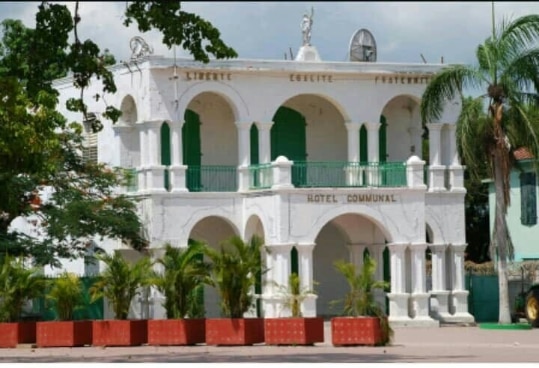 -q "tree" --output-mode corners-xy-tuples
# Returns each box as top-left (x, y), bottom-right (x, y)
(421, 13), (539, 324)
(0, 2), (237, 267)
